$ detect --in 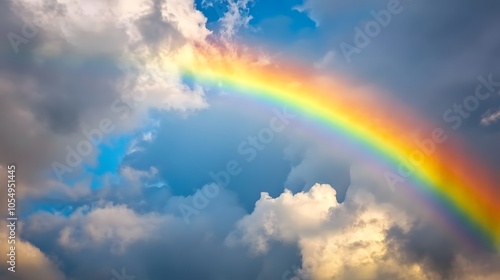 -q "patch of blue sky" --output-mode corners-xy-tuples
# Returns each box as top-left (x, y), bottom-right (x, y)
(195, 0), (228, 23)
(31, 123), (163, 217)
(123, 94), (293, 211)
(248, 0), (315, 30)
(21, 202), (76, 218)
(83, 134), (132, 189)
(85, 113), (161, 189)
(195, 0), (317, 40)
